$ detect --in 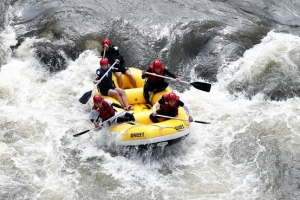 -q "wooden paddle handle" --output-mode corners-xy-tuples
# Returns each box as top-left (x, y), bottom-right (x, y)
(103, 48), (106, 58)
